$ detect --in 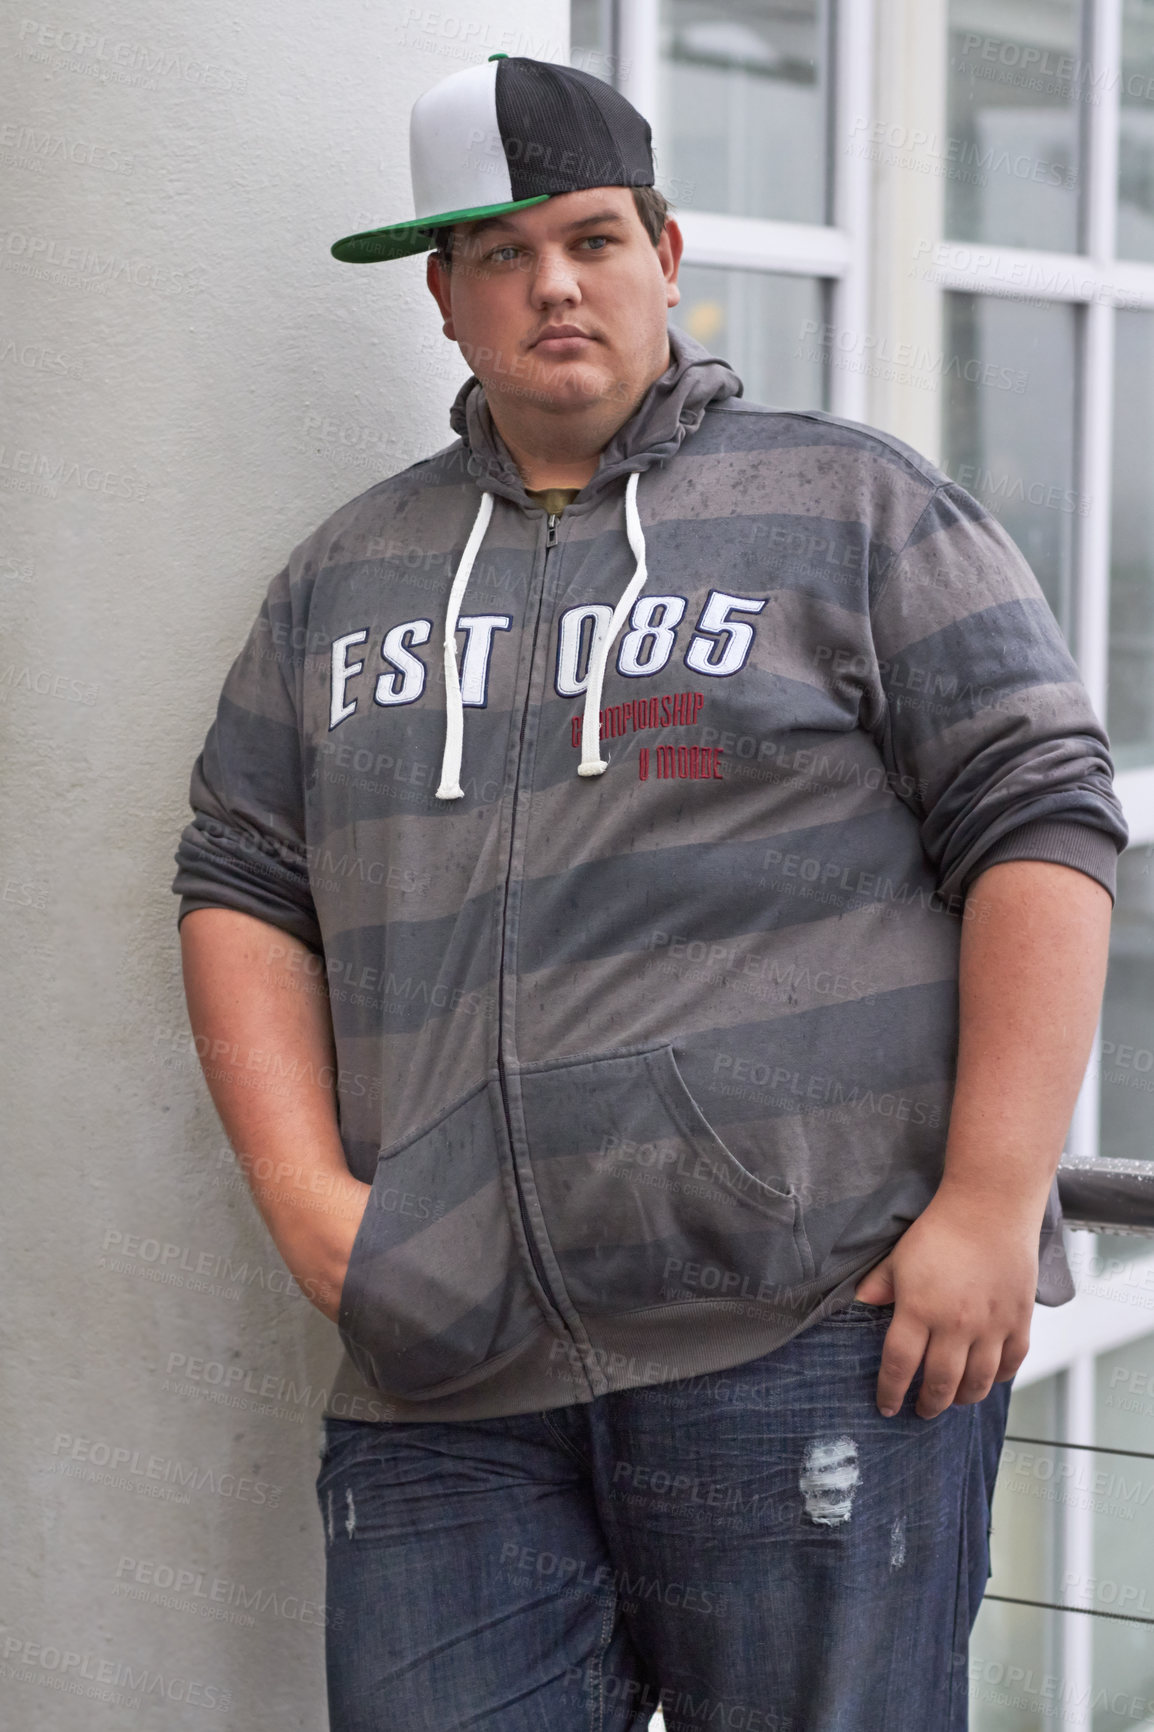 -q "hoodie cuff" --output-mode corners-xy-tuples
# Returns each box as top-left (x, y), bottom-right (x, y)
(960, 819), (1120, 904)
